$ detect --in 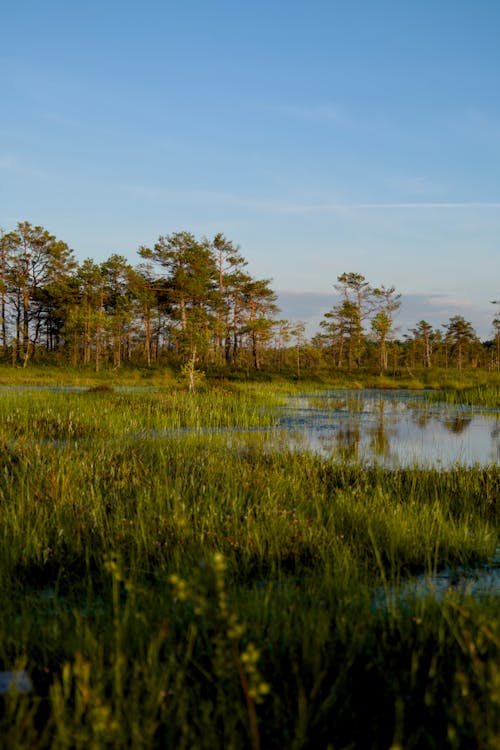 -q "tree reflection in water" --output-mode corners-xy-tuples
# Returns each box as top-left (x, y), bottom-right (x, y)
(368, 399), (392, 458)
(278, 389), (499, 468)
(412, 410), (432, 428)
(441, 415), (472, 434)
